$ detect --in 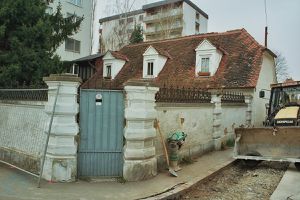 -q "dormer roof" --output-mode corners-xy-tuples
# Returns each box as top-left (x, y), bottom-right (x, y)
(143, 45), (172, 59)
(104, 50), (129, 61)
(82, 29), (276, 90)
